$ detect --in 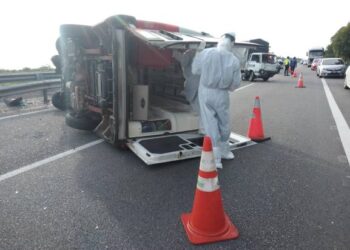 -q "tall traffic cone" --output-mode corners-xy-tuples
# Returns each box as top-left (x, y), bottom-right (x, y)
(296, 72), (305, 88)
(247, 96), (270, 142)
(181, 136), (239, 245)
